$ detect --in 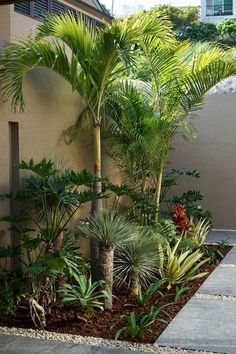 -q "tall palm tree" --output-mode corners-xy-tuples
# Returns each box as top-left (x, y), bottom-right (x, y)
(0, 12), (173, 277)
(106, 40), (236, 223)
